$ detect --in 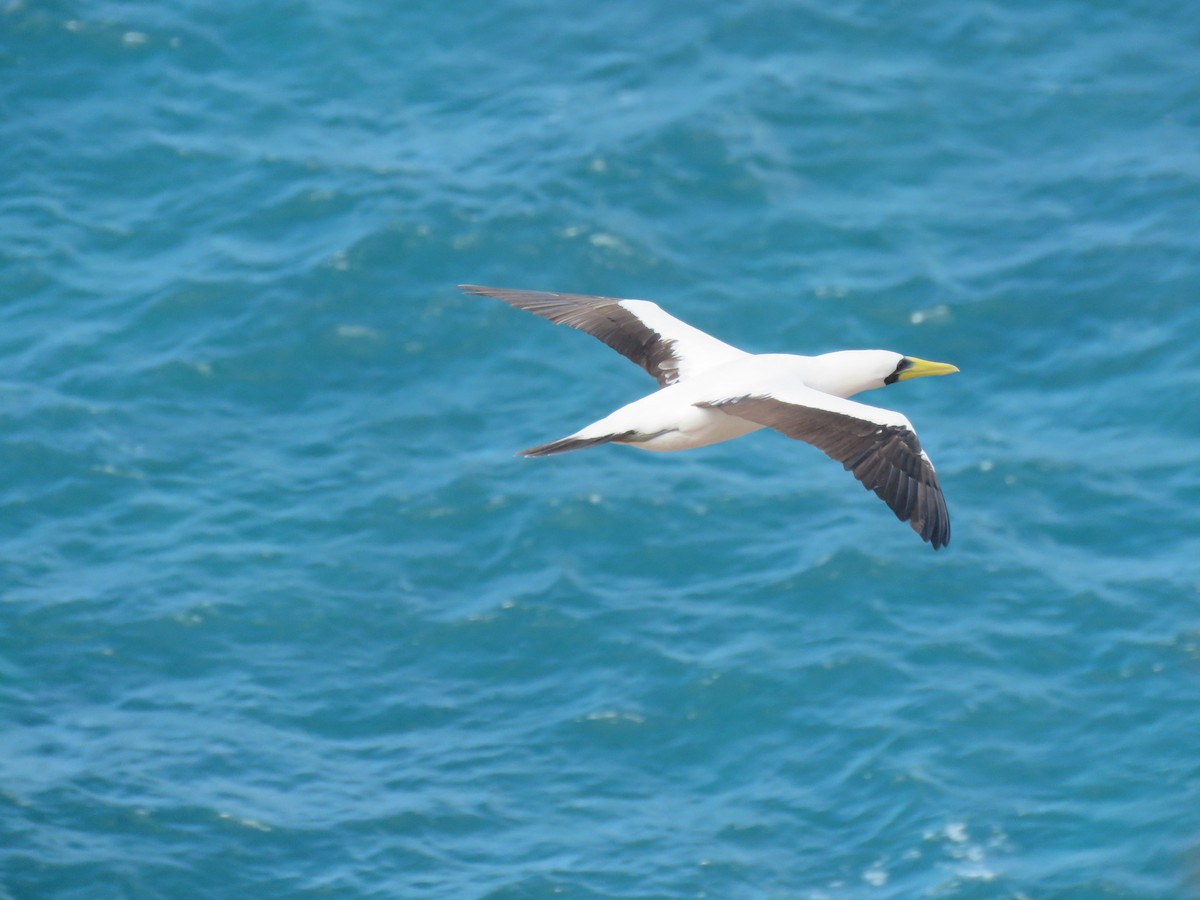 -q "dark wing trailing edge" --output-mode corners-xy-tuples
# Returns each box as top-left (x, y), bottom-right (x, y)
(460, 285), (745, 387)
(699, 395), (950, 549)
